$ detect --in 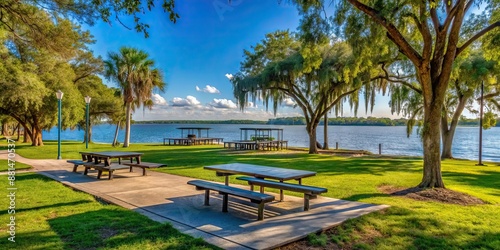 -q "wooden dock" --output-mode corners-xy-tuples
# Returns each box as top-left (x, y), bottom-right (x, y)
(224, 140), (288, 150)
(163, 137), (223, 146)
